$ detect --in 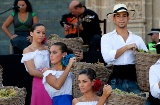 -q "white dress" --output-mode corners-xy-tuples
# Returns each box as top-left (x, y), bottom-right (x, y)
(76, 101), (98, 105)
(21, 49), (50, 71)
(76, 101), (106, 105)
(21, 49), (52, 105)
(43, 70), (73, 105)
